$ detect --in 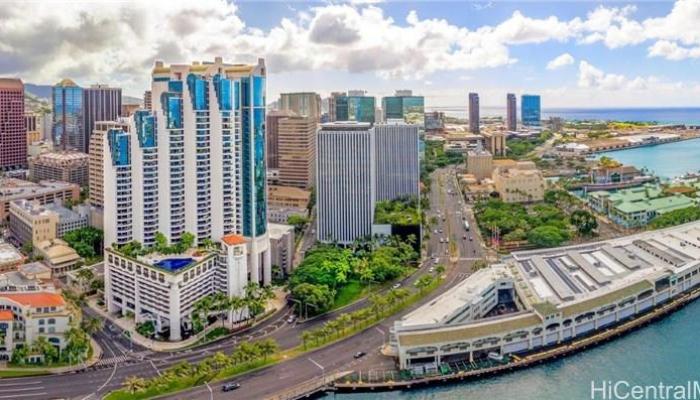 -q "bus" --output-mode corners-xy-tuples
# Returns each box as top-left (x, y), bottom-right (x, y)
(464, 221), (470, 231)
